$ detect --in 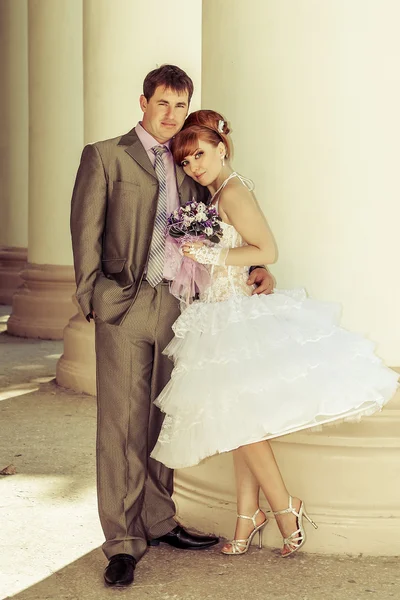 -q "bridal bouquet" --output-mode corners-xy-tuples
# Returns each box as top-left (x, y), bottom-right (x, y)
(167, 201), (223, 243)
(164, 199), (223, 304)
